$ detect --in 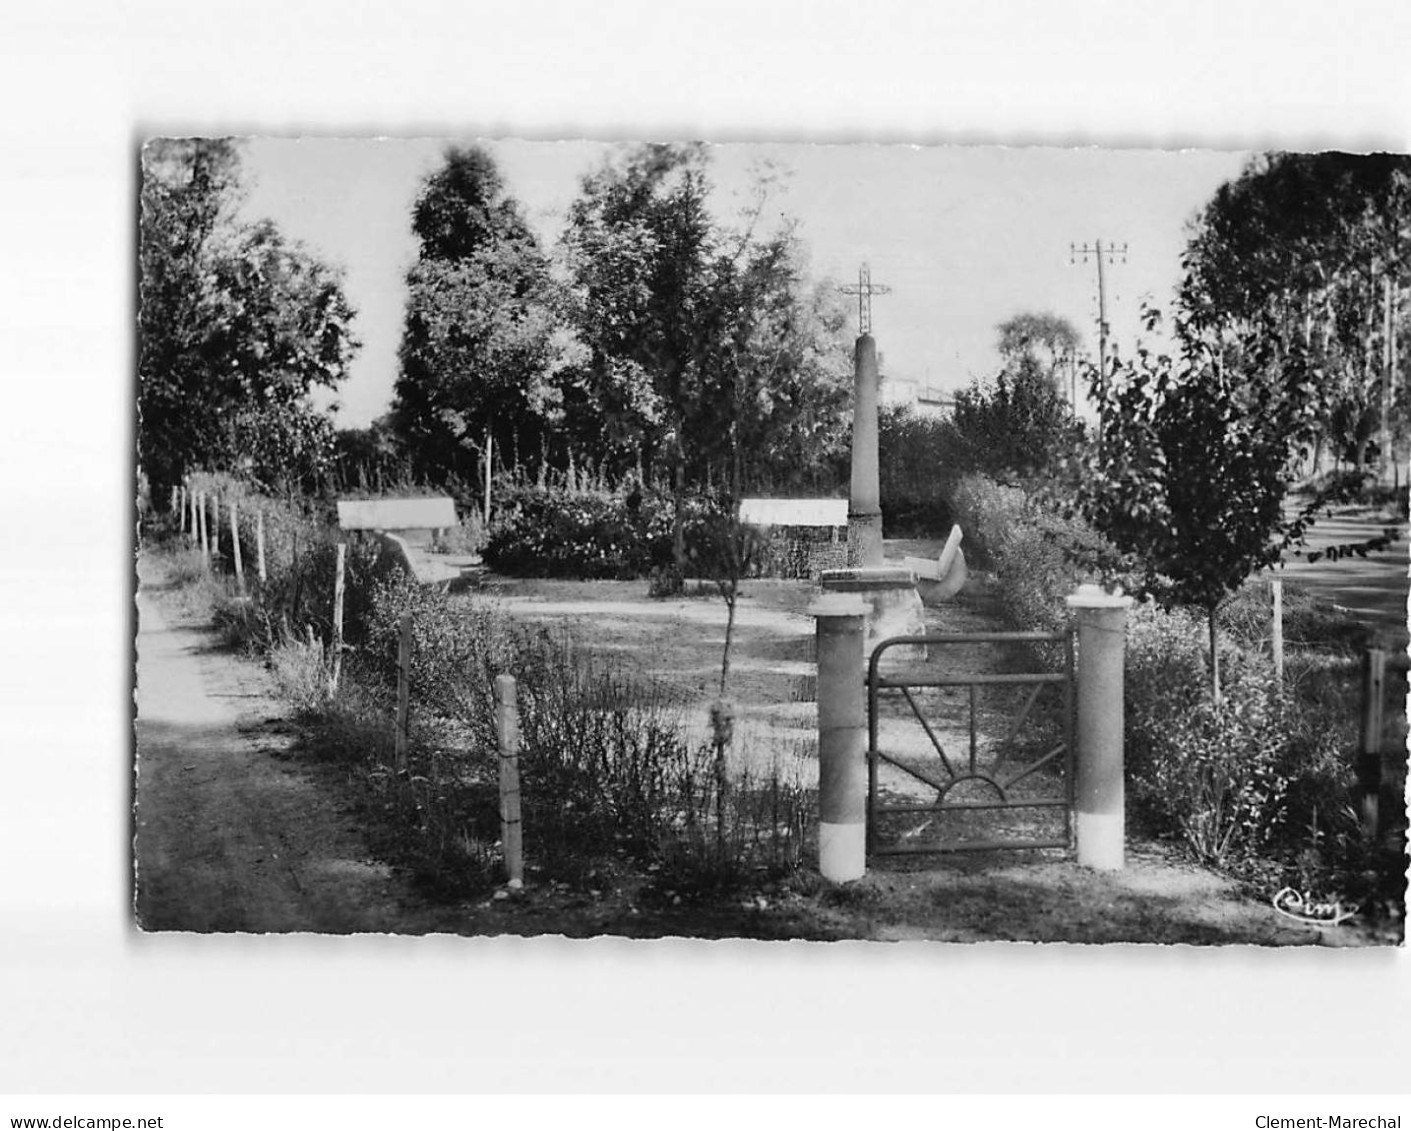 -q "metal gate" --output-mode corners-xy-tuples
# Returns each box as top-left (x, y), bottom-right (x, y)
(866, 631), (1075, 855)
